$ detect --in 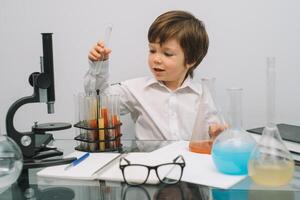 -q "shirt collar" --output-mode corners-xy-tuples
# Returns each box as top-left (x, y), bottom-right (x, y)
(145, 76), (202, 95)
(180, 76), (202, 95)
